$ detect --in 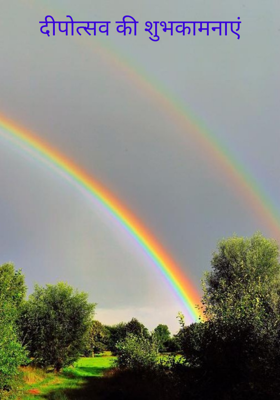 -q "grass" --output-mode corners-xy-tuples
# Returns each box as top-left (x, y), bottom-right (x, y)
(19, 354), (116, 400)
(18, 353), (181, 399)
